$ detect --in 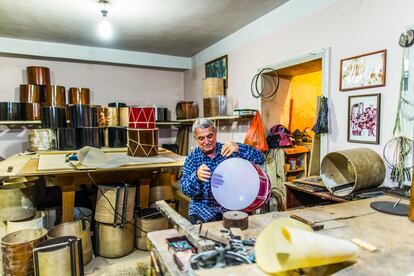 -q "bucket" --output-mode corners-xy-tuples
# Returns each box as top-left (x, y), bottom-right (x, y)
(321, 148), (385, 197)
(1, 228), (47, 276)
(34, 236), (84, 276)
(47, 220), (93, 265)
(95, 184), (136, 225)
(95, 222), (135, 258)
(7, 211), (45, 234)
(135, 208), (169, 251)
(0, 182), (36, 221)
